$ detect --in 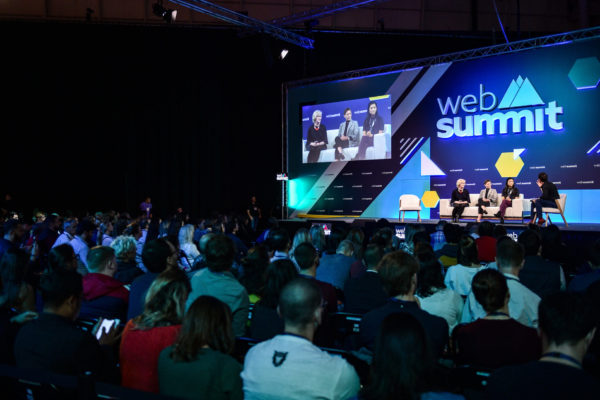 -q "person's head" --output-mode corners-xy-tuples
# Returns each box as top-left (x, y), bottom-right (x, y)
(416, 255), (445, 298)
(343, 107), (352, 121)
(412, 231), (430, 249)
(260, 259), (299, 309)
(378, 251), (420, 297)
(268, 228), (291, 253)
(505, 177), (515, 188)
(279, 278), (322, 331)
(443, 223), (461, 244)
(293, 242), (318, 272)
(495, 239), (524, 272)
(0, 248), (30, 307)
(346, 227), (364, 247)
(517, 229), (541, 257)
(483, 179), (492, 189)
(472, 269), (509, 313)
(204, 234), (235, 272)
(198, 232), (215, 254)
(457, 235), (479, 266)
(86, 246), (117, 276)
(40, 269), (83, 319)
(478, 221), (494, 238)
(538, 172), (548, 183)
(170, 296), (235, 362)
(538, 292), (596, 352)
(136, 269), (191, 329)
(2, 219), (24, 243)
(63, 218), (78, 236)
(45, 214), (61, 231)
(178, 224), (195, 245)
(142, 238), (178, 273)
(76, 218), (97, 240)
(309, 224), (326, 251)
(336, 240), (355, 257)
(364, 243), (385, 270)
(110, 235), (137, 263)
(404, 224), (420, 246)
(312, 110), (322, 125)
(367, 101), (378, 116)
(493, 224), (507, 239)
(435, 220), (447, 232)
(361, 313), (434, 400)
(145, 197), (151, 204)
(47, 244), (78, 272)
(291, 228), (311, 253)
(124, 222), (142, 240)
(456, 178), (466, 189)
